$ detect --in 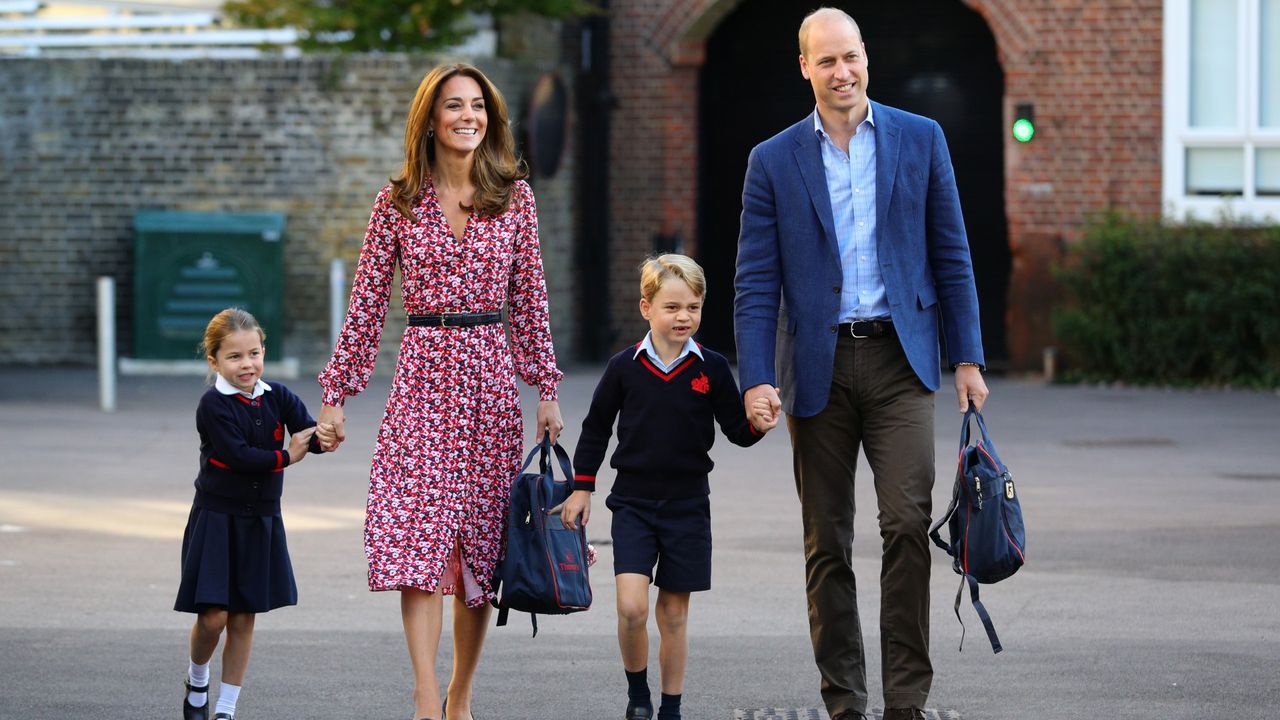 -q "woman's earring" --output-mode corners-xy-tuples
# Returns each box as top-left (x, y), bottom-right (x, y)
(427, 127), (434, 137)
